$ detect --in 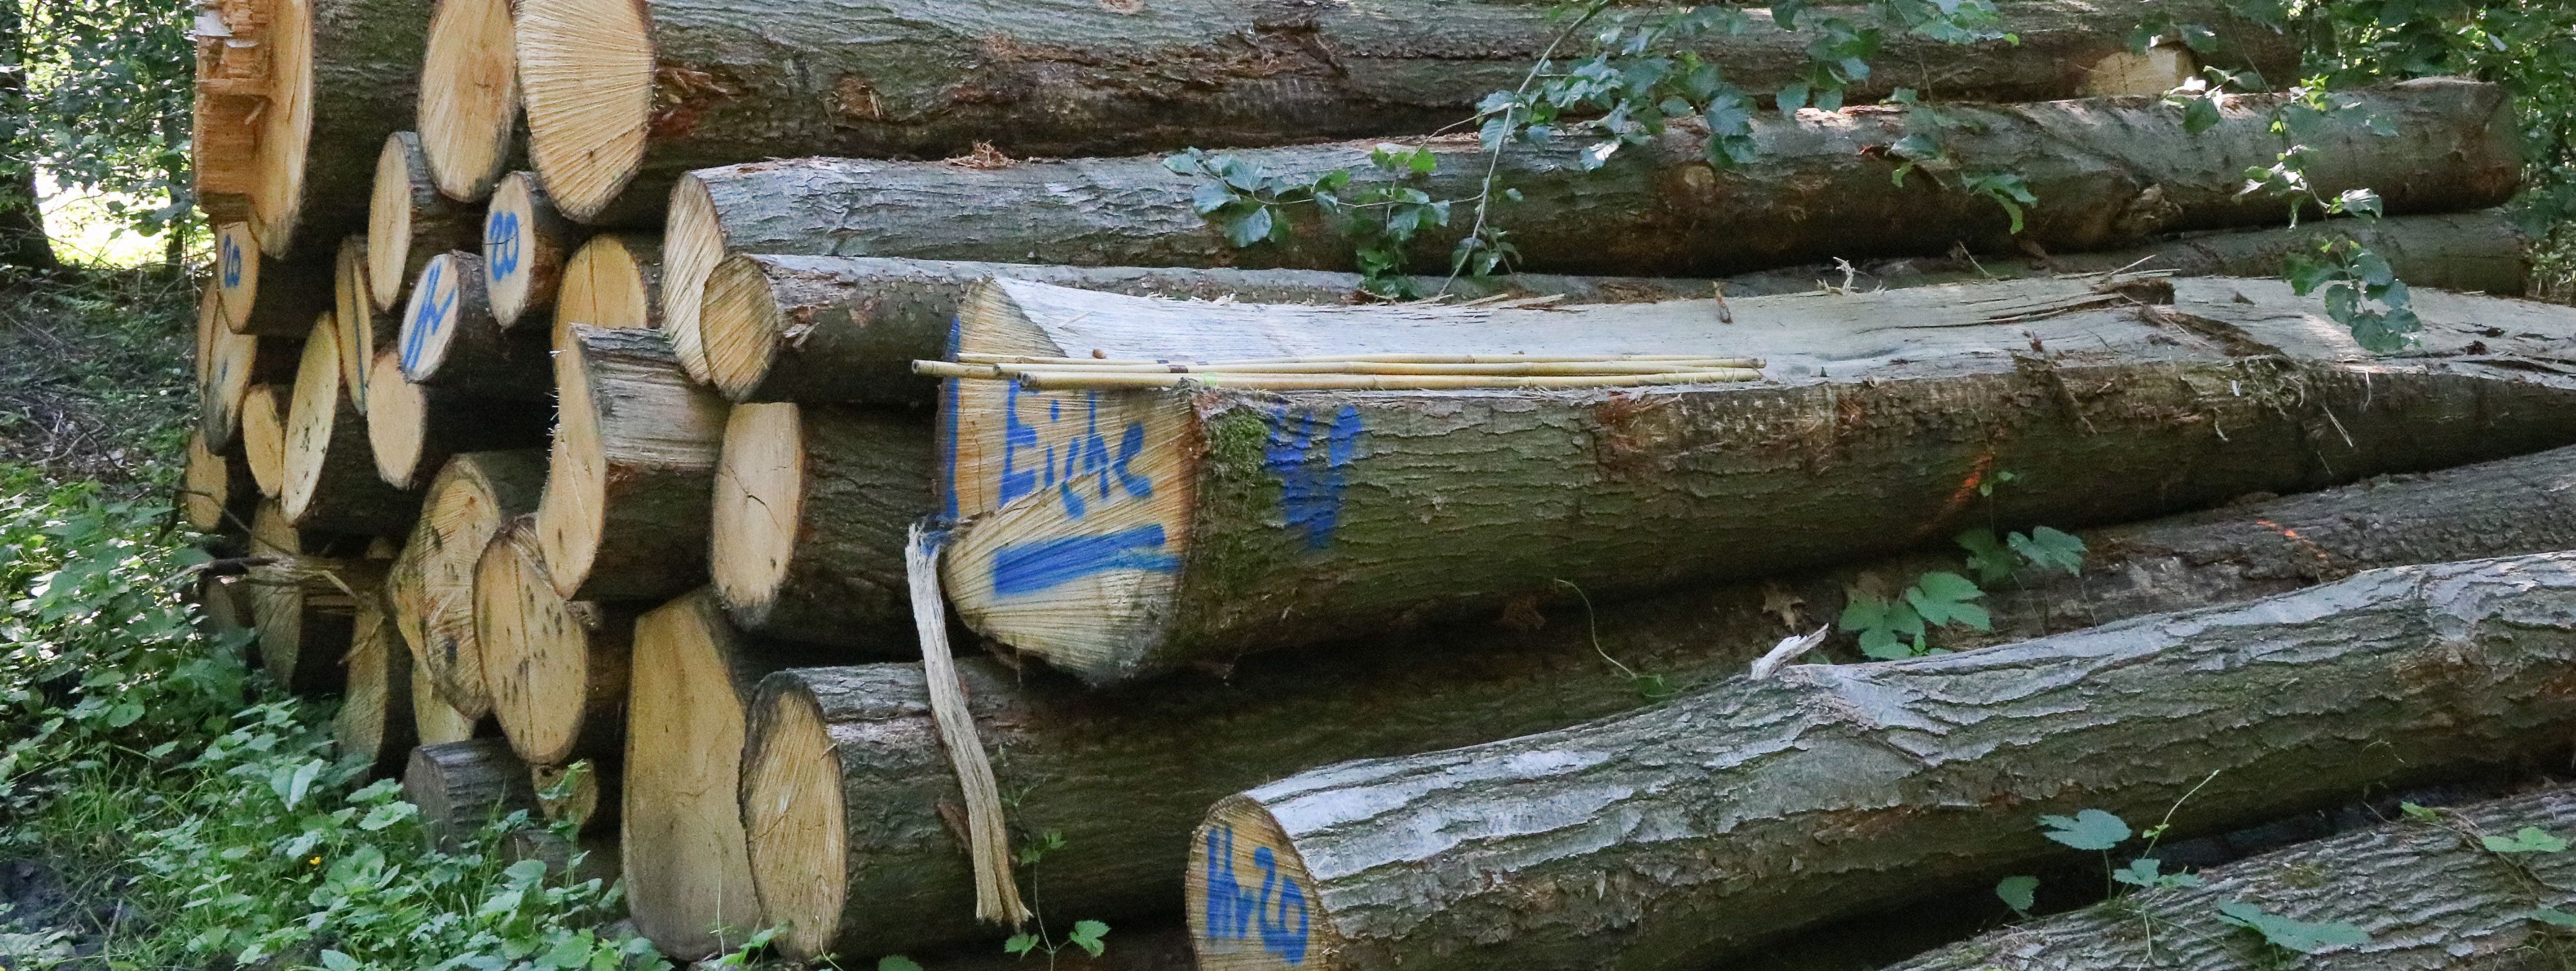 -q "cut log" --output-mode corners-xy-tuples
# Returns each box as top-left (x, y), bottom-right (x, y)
(369, 132), (479, 311)
(475, 518), (635, 765)
(625, 589), (835, 959)
(1888, 785), (2576, 971)
(938, 275), (2576, 683)
(483, 171), (589, 327)
(530, 758), (617, 838)
(386, 448), (547, 719)
(411, 651), (483, 744)
(1186, 553), (2576, 971)
(331, 235), (378, 411)
(736, 442), (2576, 960)
(551, 233), (660, 347)
(365, 349), (552, 490)
(283, 320), (423, 534)
(217, 221), (335, 335)
(193, 10), (264, 225)
(224, 0), (434, 259)
(709, 403), (928, 648)
(241, 383), (291, 498)
(415, 0), (519, 202)
(332, 589), (418, 777)
(517, 0), (2293, 224)
(395, 250), (552, 397)
(660, 80), (2515, 322)
(195, 572), (253, 642)
(533, 325), (727, 601)
(182, 430), (259, 536)
(404, 738), (539, 851)
(246, 499), (383, 695)
(197, 281), (299, 448)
